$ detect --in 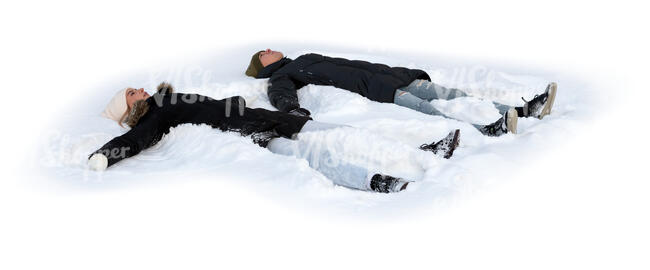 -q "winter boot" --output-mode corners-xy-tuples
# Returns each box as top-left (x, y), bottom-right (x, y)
(419, 129), (460, 159)
(479, 108), (518, 136)
(370, 174), (410, 193)
(520, 82), (557, 119)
